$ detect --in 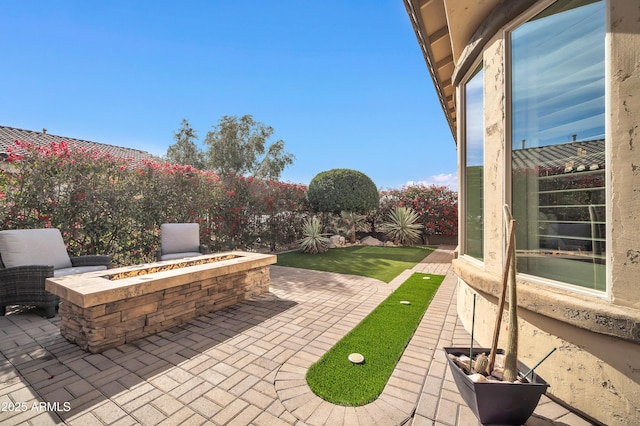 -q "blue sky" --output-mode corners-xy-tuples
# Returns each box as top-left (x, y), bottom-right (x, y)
(1, 1), (457, 190)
